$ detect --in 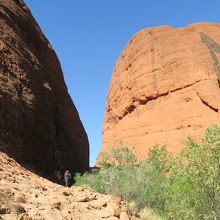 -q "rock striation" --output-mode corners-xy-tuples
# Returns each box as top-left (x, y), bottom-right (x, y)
(0, 0), (89, 180)
(101, 23), (220, 159)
